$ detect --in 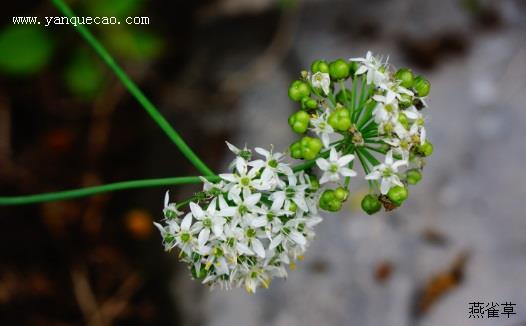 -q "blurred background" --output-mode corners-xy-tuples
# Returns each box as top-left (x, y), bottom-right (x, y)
(1, 0), (526, 325)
